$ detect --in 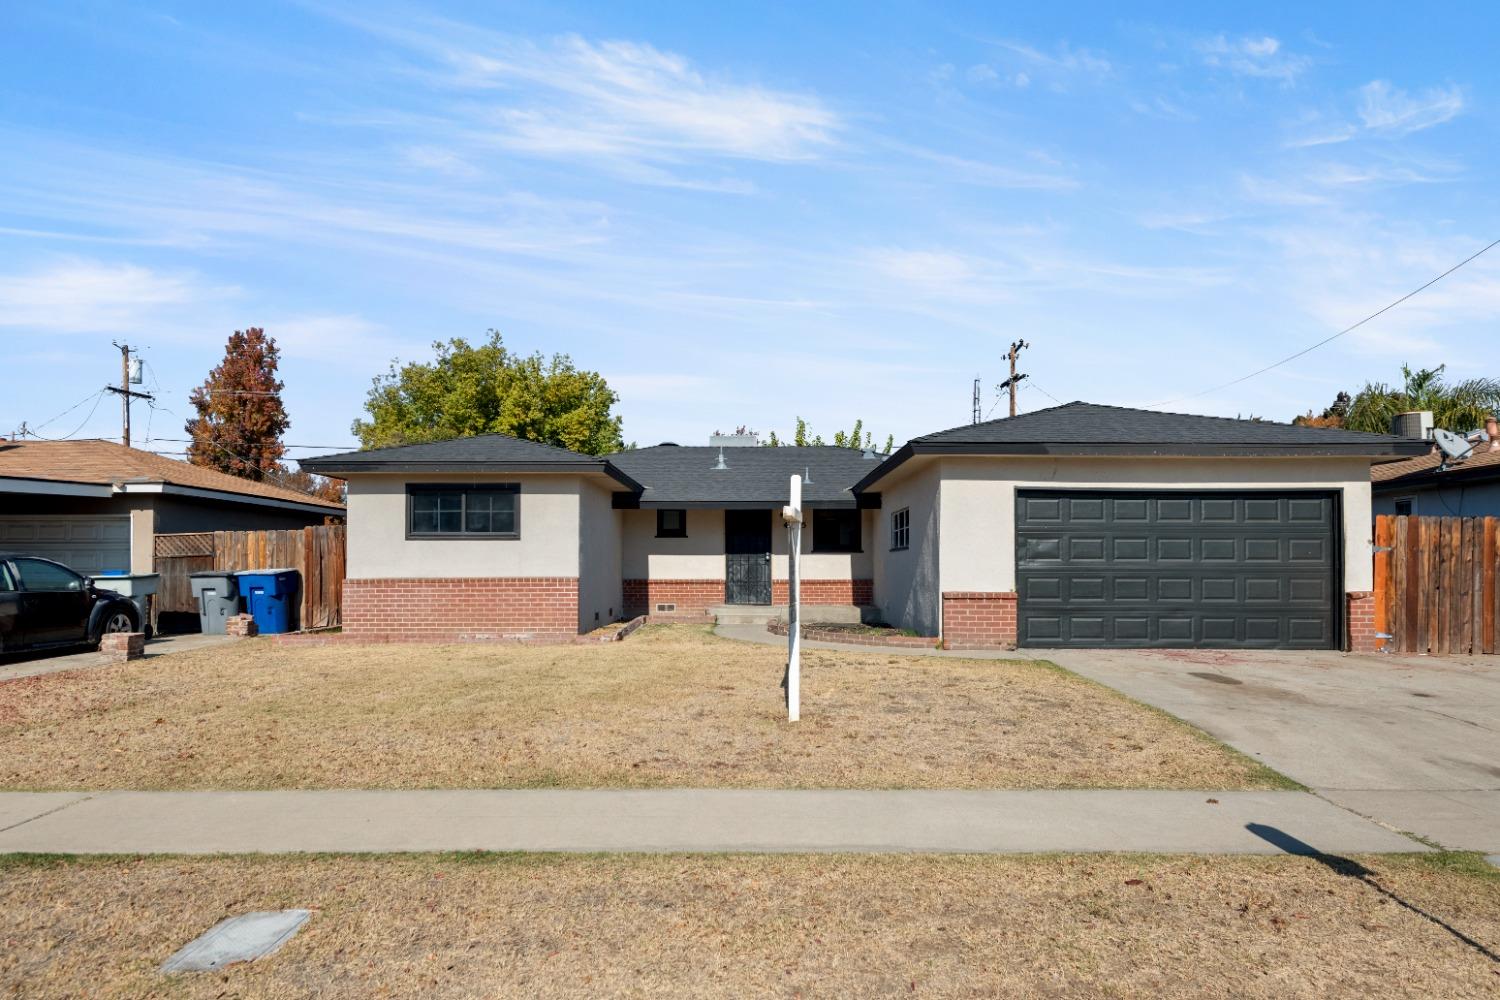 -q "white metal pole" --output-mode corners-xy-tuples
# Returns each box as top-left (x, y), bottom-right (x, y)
(784, 474), (802, 723)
